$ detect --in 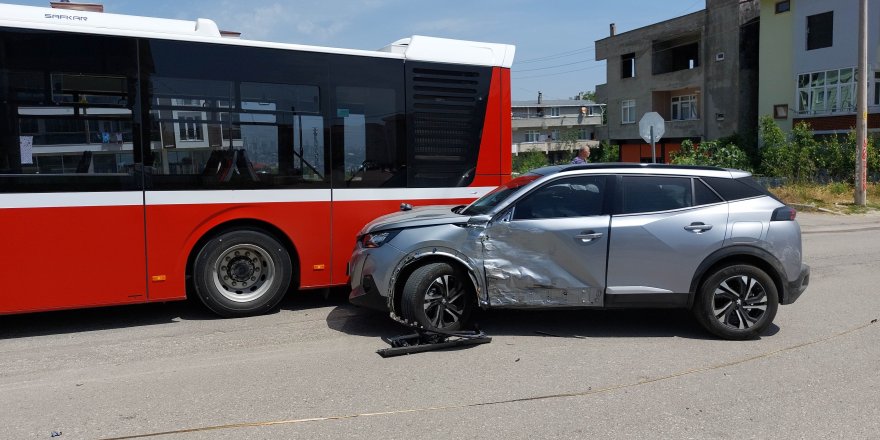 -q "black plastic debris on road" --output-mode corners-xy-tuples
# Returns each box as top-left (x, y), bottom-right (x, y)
(377, 329), (491, 358)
